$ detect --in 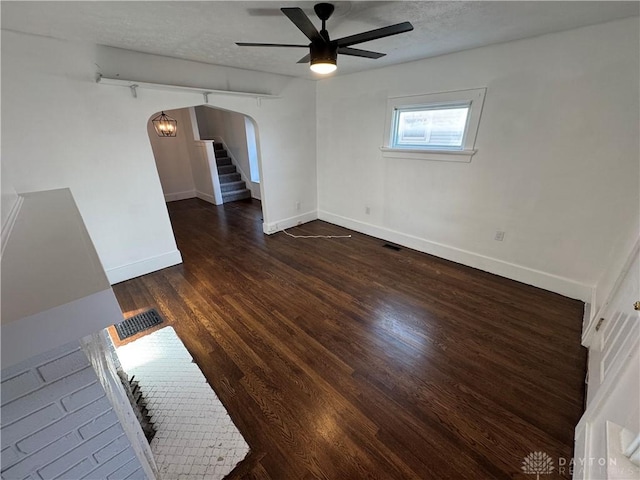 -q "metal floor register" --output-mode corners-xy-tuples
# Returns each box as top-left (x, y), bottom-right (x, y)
(114, 309), (164, 340)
